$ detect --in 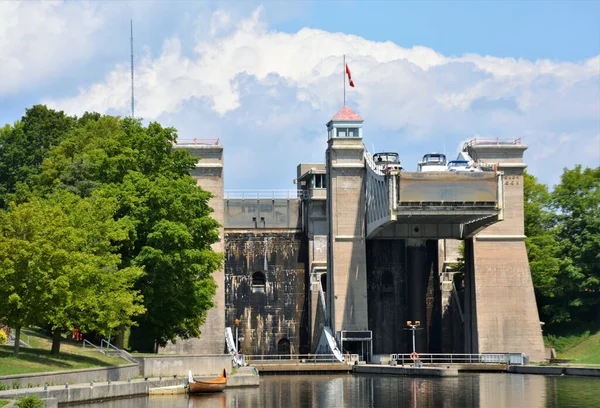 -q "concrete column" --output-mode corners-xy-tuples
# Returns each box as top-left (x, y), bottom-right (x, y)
(465, 142), (545, 361)
(161, 143), (225, 354)
(406, 239), (428, 352)
(326, 137), (369, 334)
